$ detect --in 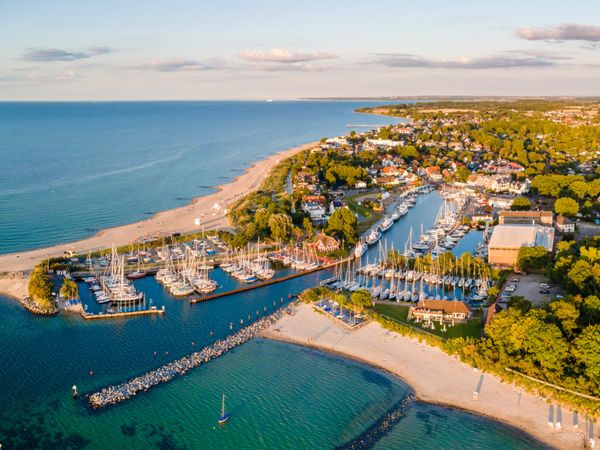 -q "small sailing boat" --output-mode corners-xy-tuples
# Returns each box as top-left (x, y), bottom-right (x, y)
(218, 394), (231, 424)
